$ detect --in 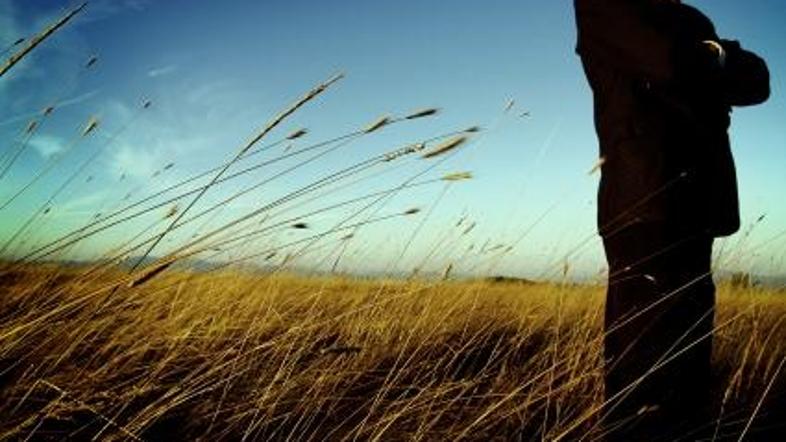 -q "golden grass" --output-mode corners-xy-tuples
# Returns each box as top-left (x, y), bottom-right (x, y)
(421, 136), (468, 160)
(2, 26), (783, 440)
(1, 266), (783, 440)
